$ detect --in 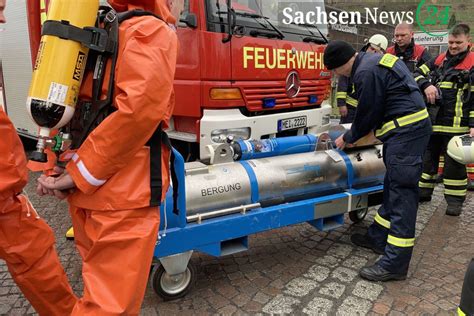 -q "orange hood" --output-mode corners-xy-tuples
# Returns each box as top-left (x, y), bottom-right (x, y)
(108, 0), (176, 24)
